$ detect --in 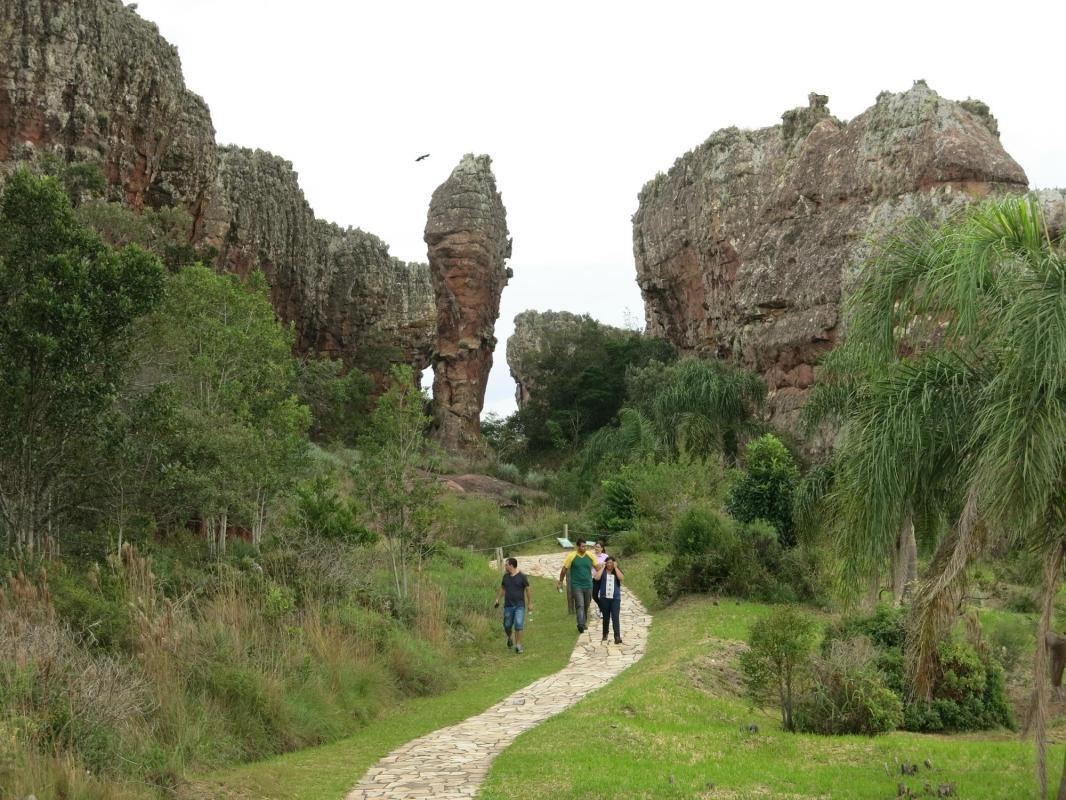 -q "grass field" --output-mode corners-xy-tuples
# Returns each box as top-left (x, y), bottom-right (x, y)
(479, 566), (1050, 800)
(179, 574), (576, 800)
